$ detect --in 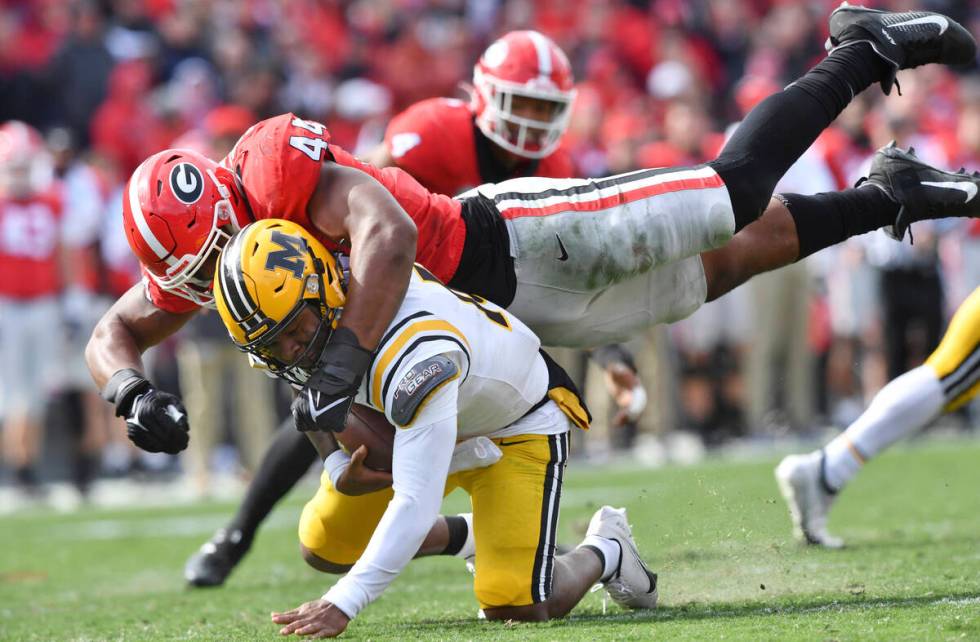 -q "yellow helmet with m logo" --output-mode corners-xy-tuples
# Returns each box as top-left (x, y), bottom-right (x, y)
(213, 218), (346, 384)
